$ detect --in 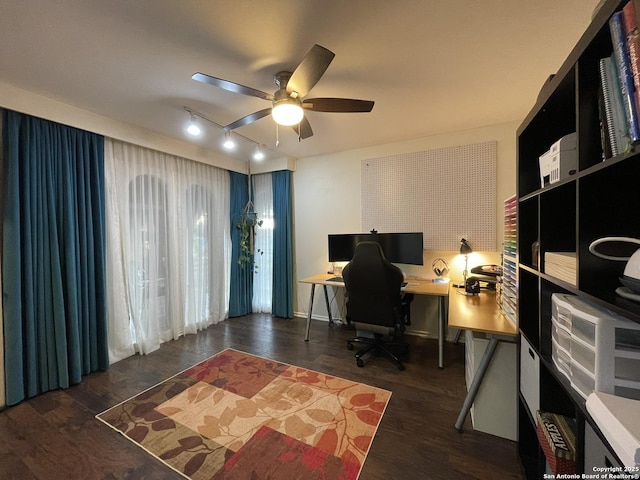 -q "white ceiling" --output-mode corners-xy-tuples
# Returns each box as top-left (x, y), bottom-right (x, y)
(0, 0), (599, 164)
